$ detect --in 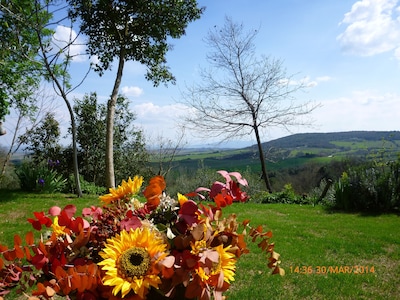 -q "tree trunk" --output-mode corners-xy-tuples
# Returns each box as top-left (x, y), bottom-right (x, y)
(37, 27), (82, 197)
(68, 102), (83, 197)
(105, 50), (125, 188)
(254, 125), (273, 193)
